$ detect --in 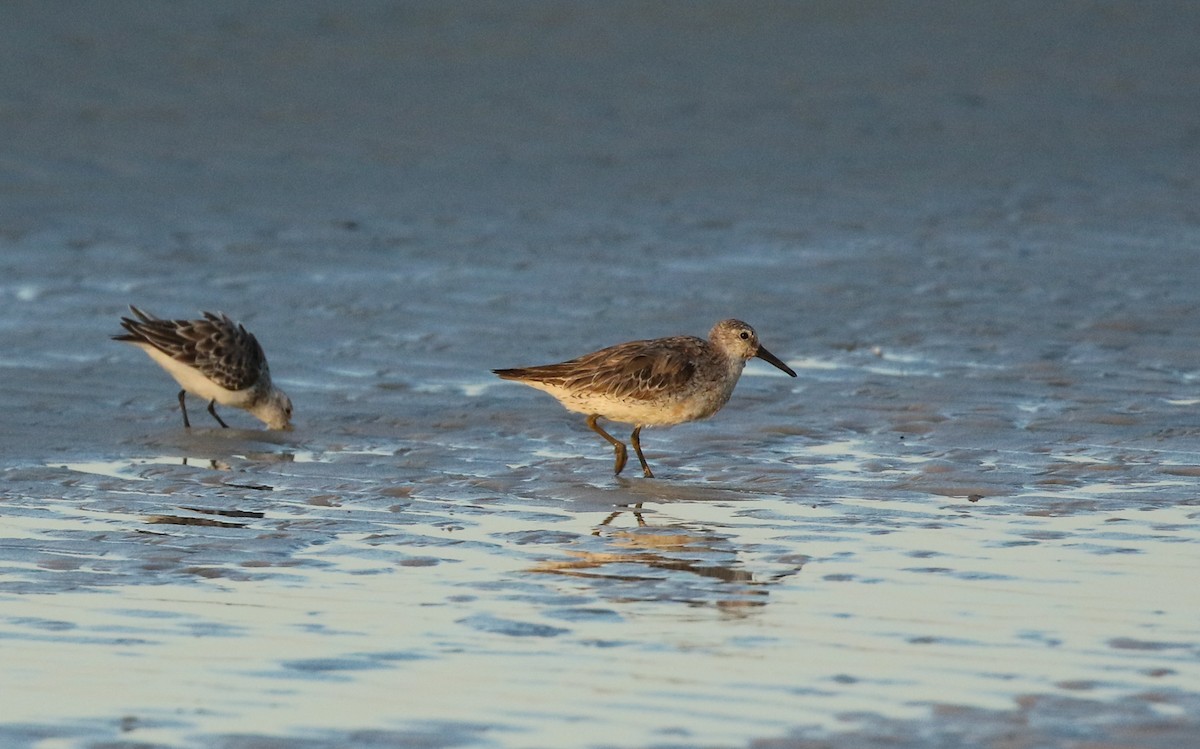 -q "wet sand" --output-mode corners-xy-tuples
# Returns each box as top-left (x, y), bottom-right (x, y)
(2, 2), (1199, 747)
